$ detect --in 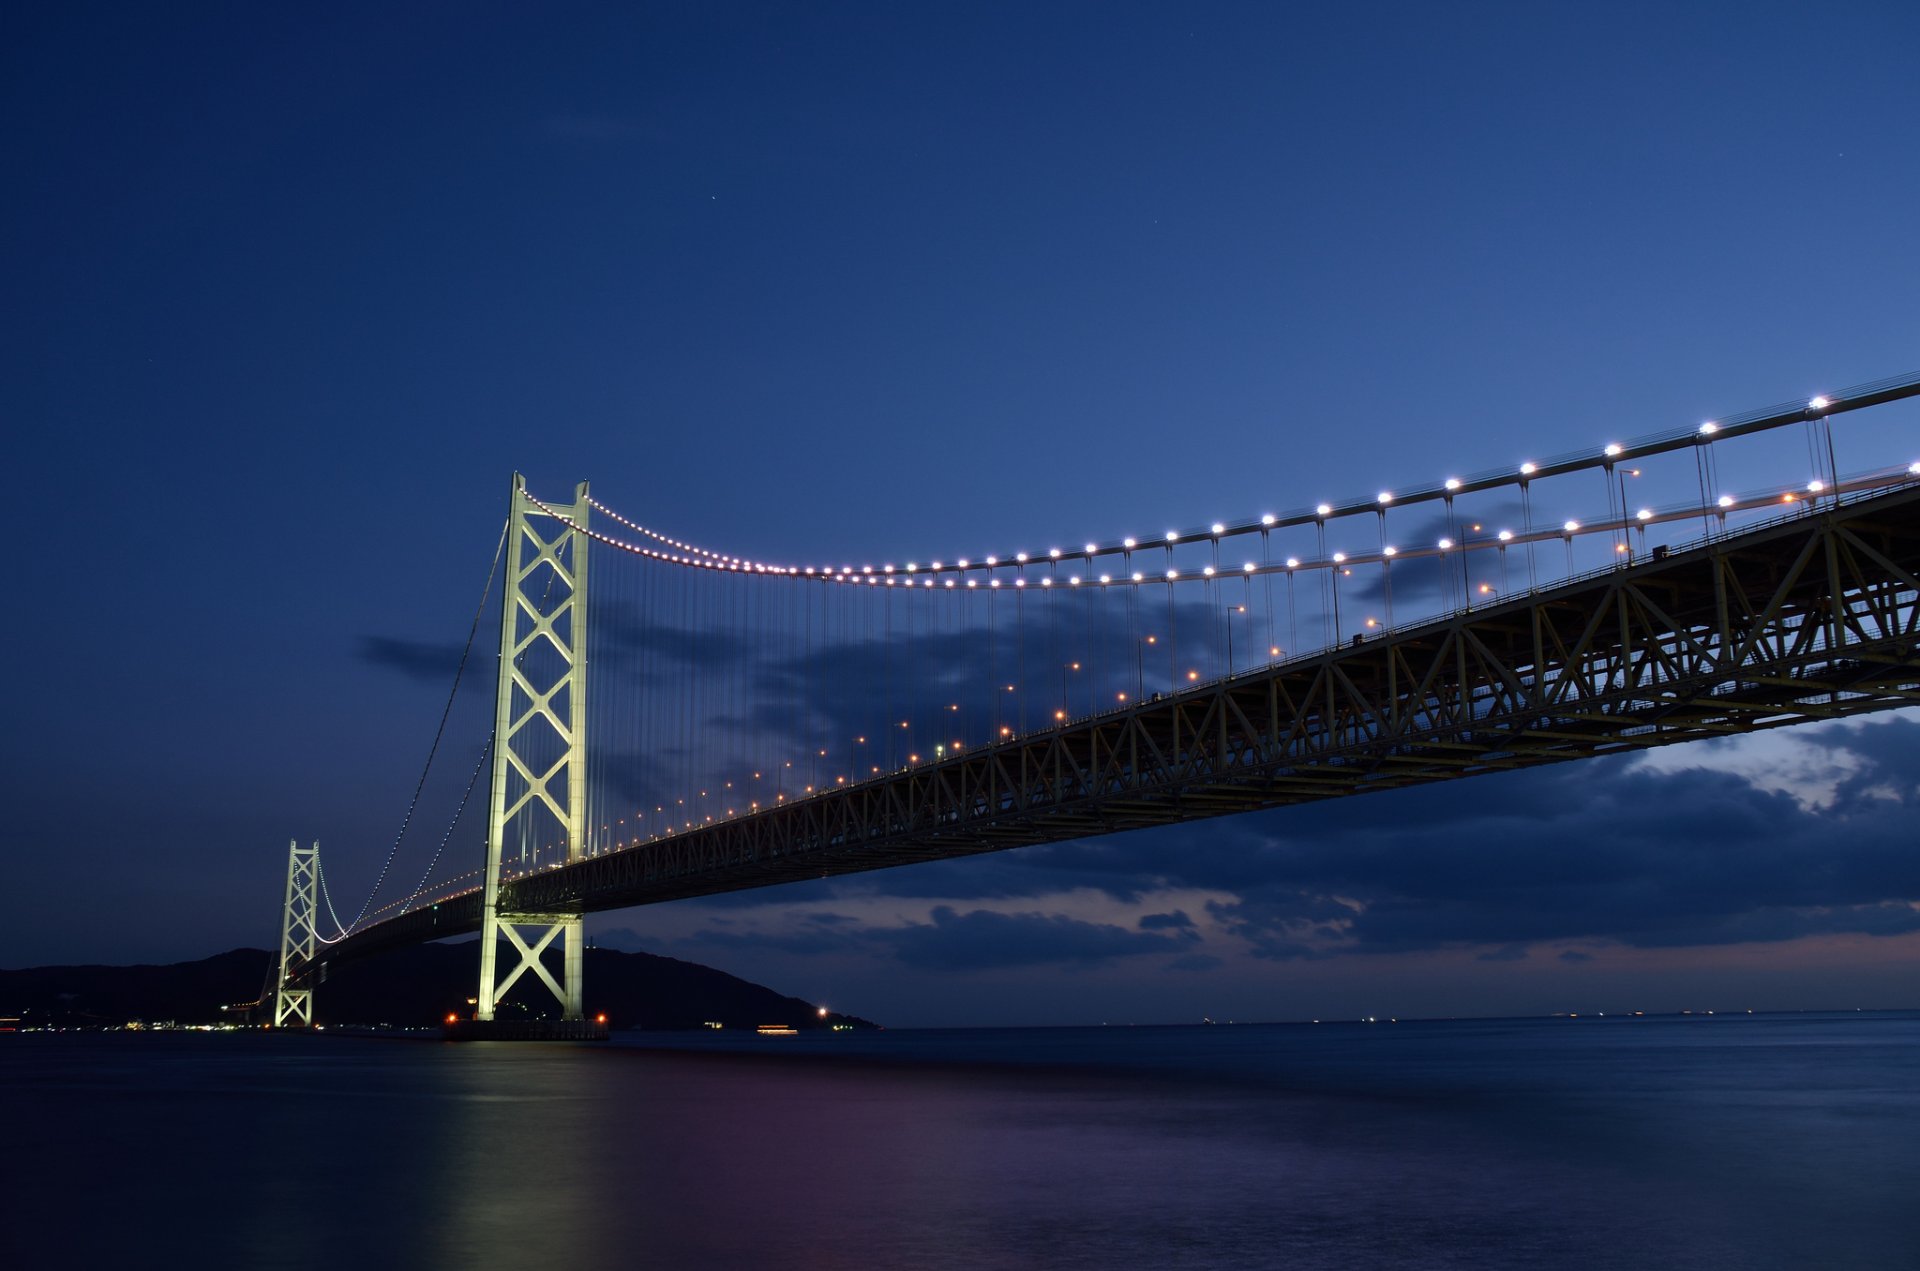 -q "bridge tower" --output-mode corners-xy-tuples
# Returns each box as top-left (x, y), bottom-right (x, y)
(274, 840), (319, 1027)
(475, 474), (591, 1022)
